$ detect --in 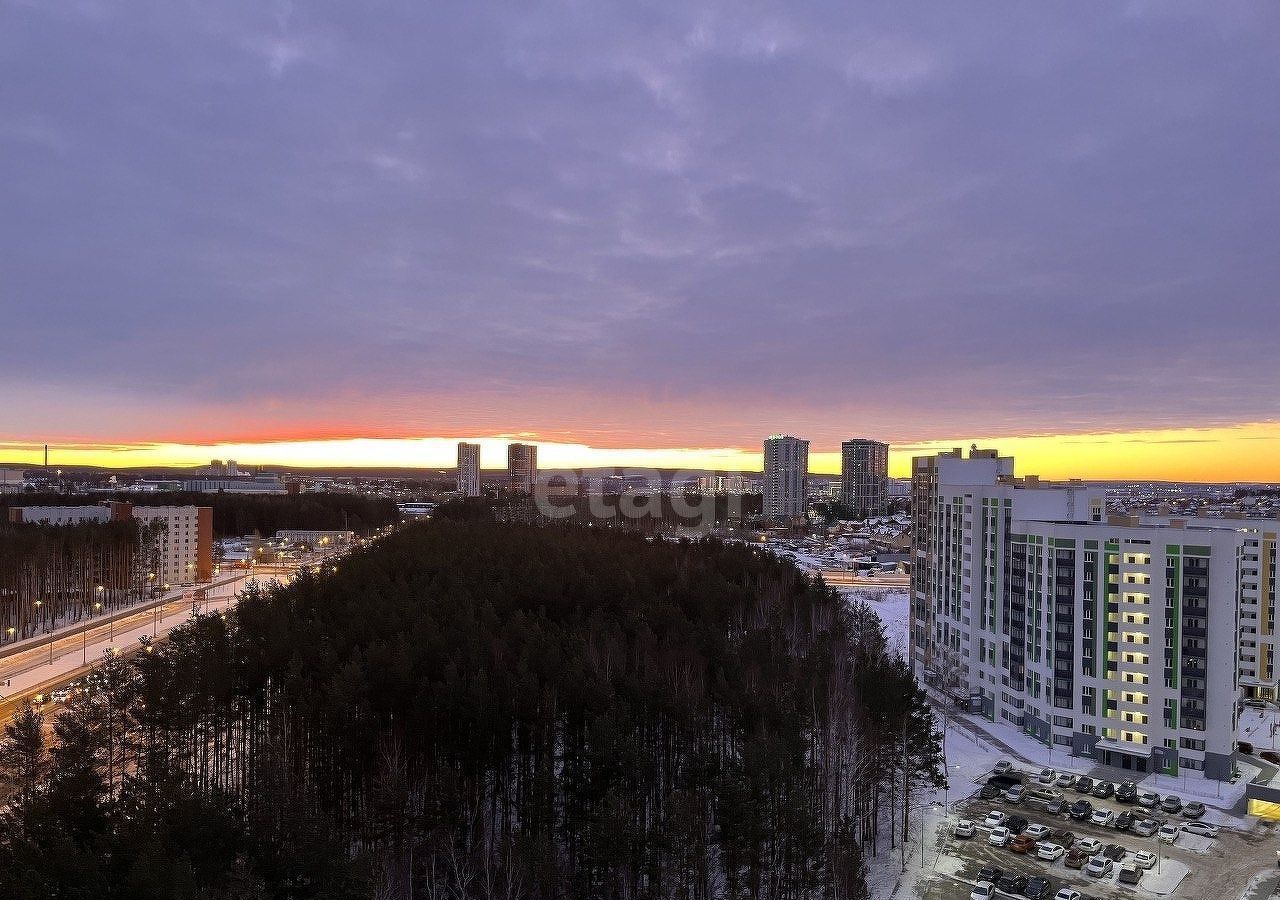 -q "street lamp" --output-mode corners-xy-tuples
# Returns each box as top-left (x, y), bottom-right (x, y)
(902, 801), (944, 872)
